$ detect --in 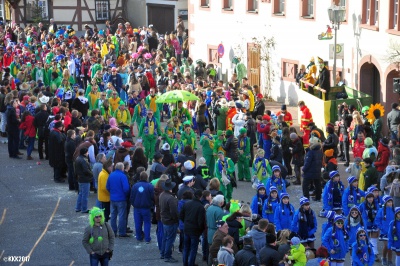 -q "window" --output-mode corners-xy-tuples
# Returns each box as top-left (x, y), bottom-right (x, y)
(200, 0), (210, 7)
(95, 0), (110, 21)
(0, 3), (3, 20)
(222, 0), (233, 10)
(281, 59), (298, 82)
(247, 0), (258, 12)
(273, 0), (285, 15)
(362, 0), (379, 27)
(389, 0), (400, 30)
(300, 0), (314, 19)
(25, 0), (48, 21)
